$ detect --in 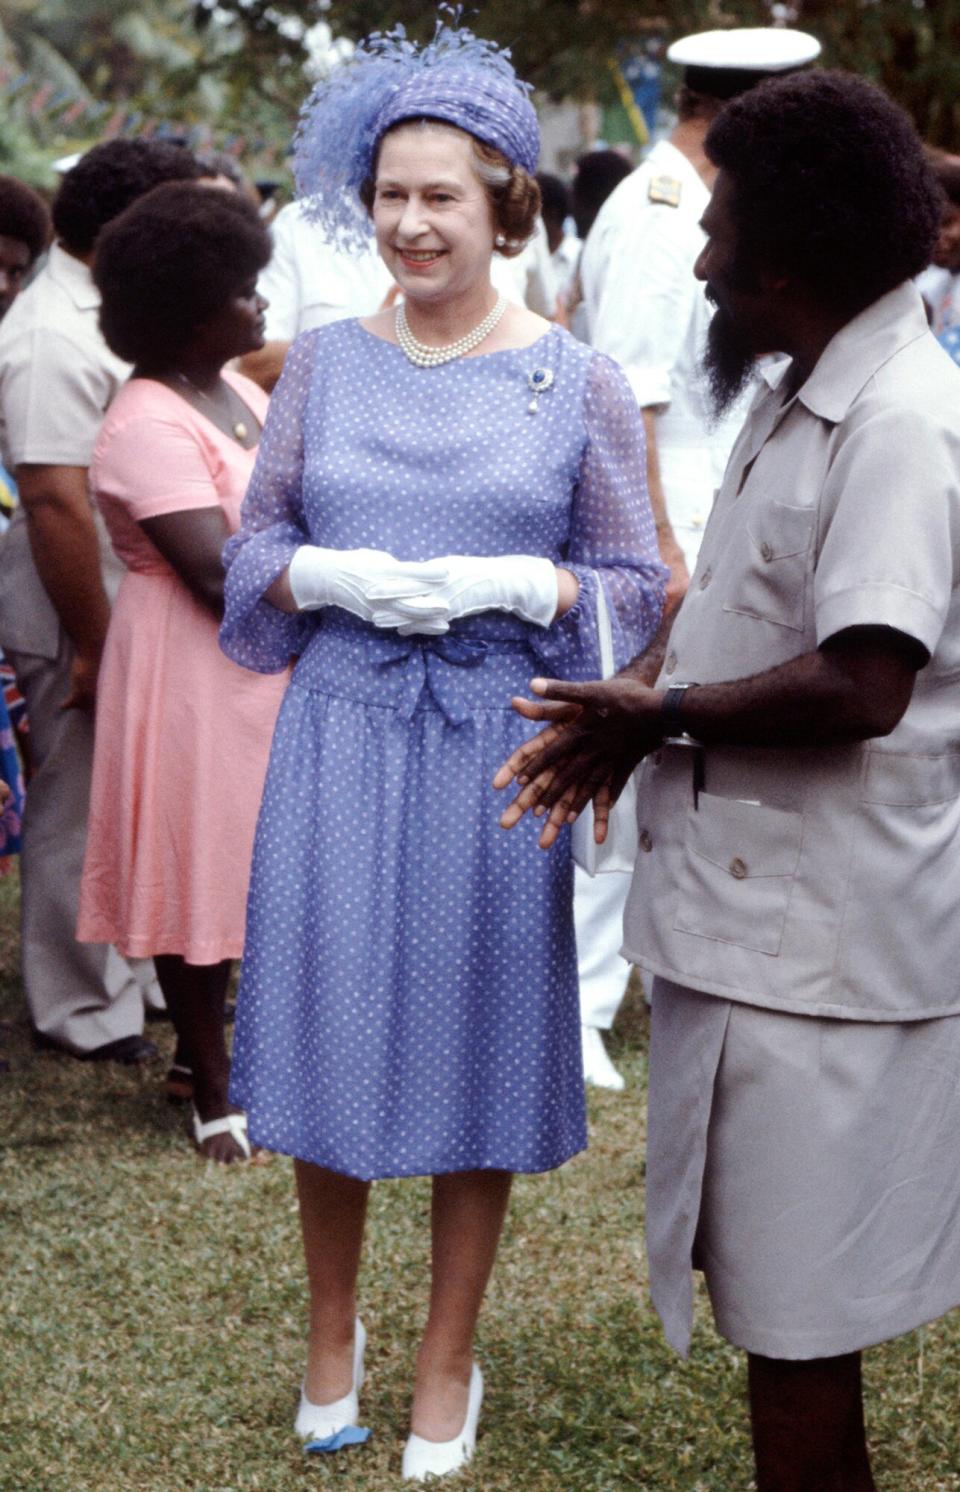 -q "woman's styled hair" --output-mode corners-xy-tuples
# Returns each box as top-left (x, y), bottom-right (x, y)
(360, 119), (541, 256)
(94, 182), (271, 365)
